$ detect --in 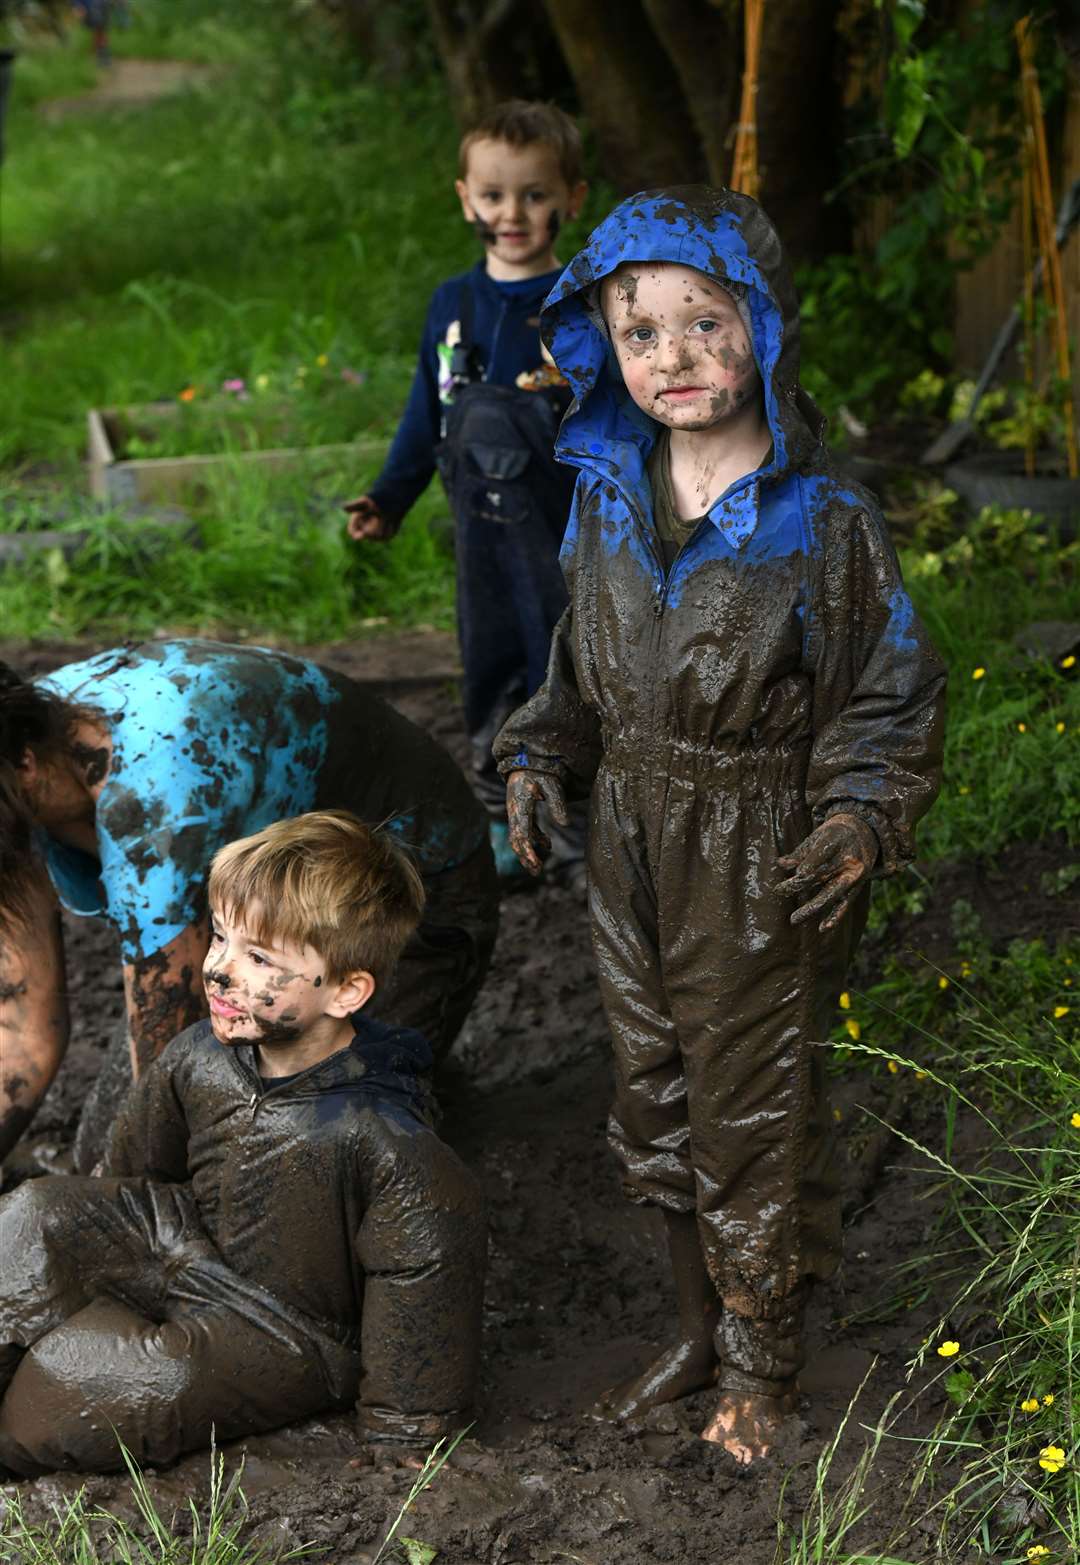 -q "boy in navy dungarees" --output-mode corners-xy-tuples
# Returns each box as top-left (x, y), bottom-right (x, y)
(344, 101), (588, 887)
